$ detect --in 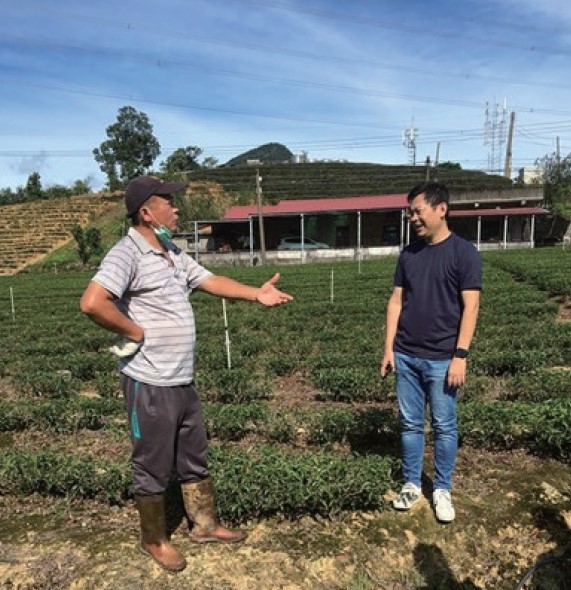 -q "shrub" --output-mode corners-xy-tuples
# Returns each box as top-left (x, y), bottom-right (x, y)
(501, 369), (571, 402)
(459, 399), (571, 461)
(204, 403), (268, 440)
(0, 449), (129, 503)
(13, 371), (81, 398)
(202, 368), (271, 403)
(210, 445), (396, 522)
(312, 367), (393, 402)
(0, 446), (396, 521)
